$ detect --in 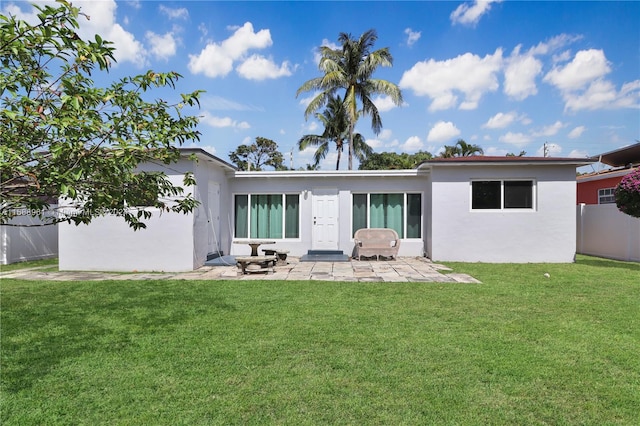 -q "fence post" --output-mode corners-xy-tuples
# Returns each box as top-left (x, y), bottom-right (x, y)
(577, 203), (585, 255)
